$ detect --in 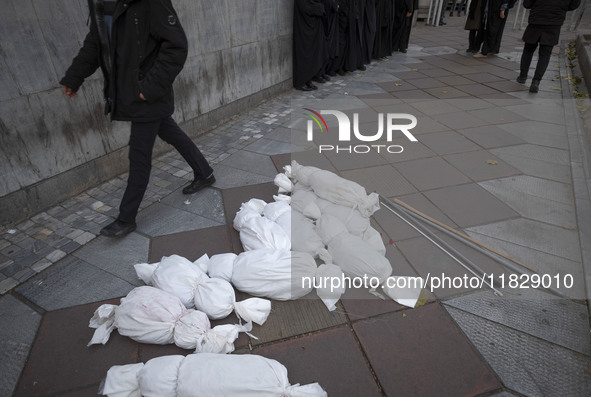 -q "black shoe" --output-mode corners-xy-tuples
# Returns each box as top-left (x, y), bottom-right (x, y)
(312, 76), (326, 84)
(337, 69), (347, 76)
(529, 80), (540, 93)
(322, 74), (331, 81)
(516, 74), (527, 84)
(305, 81), (318, 90)
(297, 85), (314, 91)
(183, 174), (216, 194)
(400, 49), (407, 53)
(358, 65), (367, 71)
(100, 219), (137, 238)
